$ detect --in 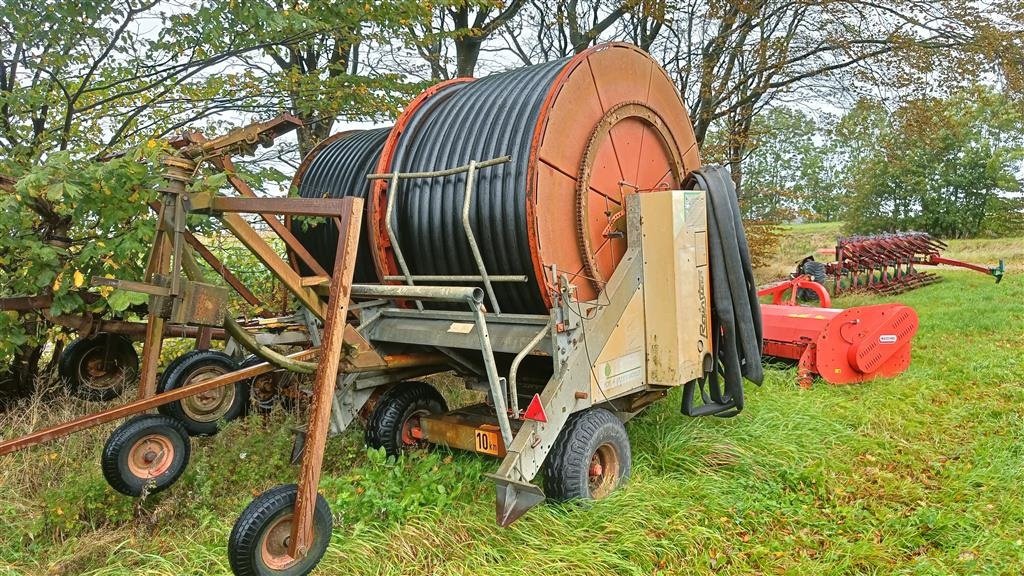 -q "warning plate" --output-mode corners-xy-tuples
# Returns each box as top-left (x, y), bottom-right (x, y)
(474, 426), (501, 456)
